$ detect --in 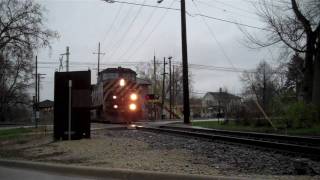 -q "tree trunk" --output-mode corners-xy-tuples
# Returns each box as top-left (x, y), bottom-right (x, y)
(303, 36), (315, 103)
(312, 41), (320, 107)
